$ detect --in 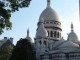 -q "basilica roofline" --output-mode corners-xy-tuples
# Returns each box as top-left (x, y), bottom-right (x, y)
(40, 49), (80, 56)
